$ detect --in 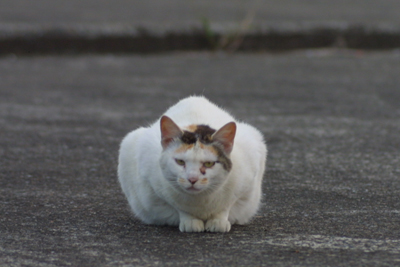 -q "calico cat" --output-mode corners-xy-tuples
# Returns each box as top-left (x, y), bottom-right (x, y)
(118, 96), (267, 232)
